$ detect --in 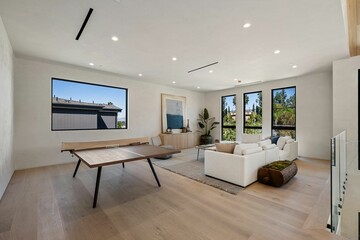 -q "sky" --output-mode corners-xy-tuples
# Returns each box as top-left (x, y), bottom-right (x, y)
(224, 96), (236, 112)
(52, 79), (127, 120)
(245, 92), (261, 111)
